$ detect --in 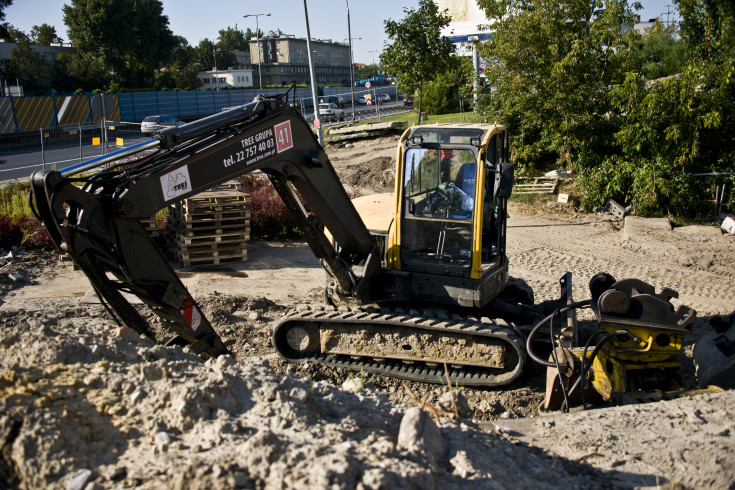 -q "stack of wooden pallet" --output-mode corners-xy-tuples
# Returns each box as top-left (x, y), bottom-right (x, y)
(167, 183), (251, 267)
